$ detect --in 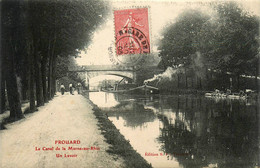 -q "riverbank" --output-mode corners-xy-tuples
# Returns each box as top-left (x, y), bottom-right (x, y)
(159, 89), (259, 99)
(82, 91), (152, 168)
(0, 93), (125, 168)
